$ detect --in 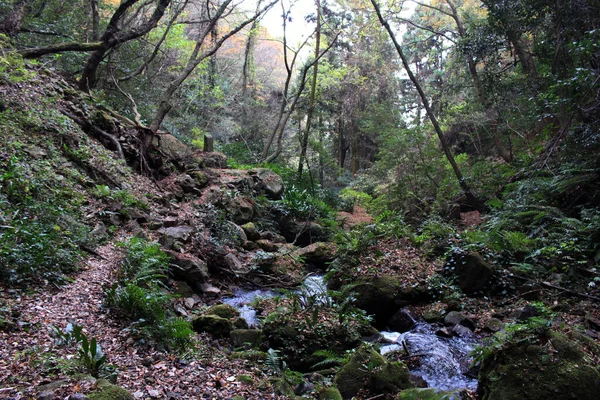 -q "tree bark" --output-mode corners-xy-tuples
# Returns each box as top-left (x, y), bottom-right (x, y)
(370, 0), (479, 207)
(297, 0), (321, 180)
(20, 41), (103, 58)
